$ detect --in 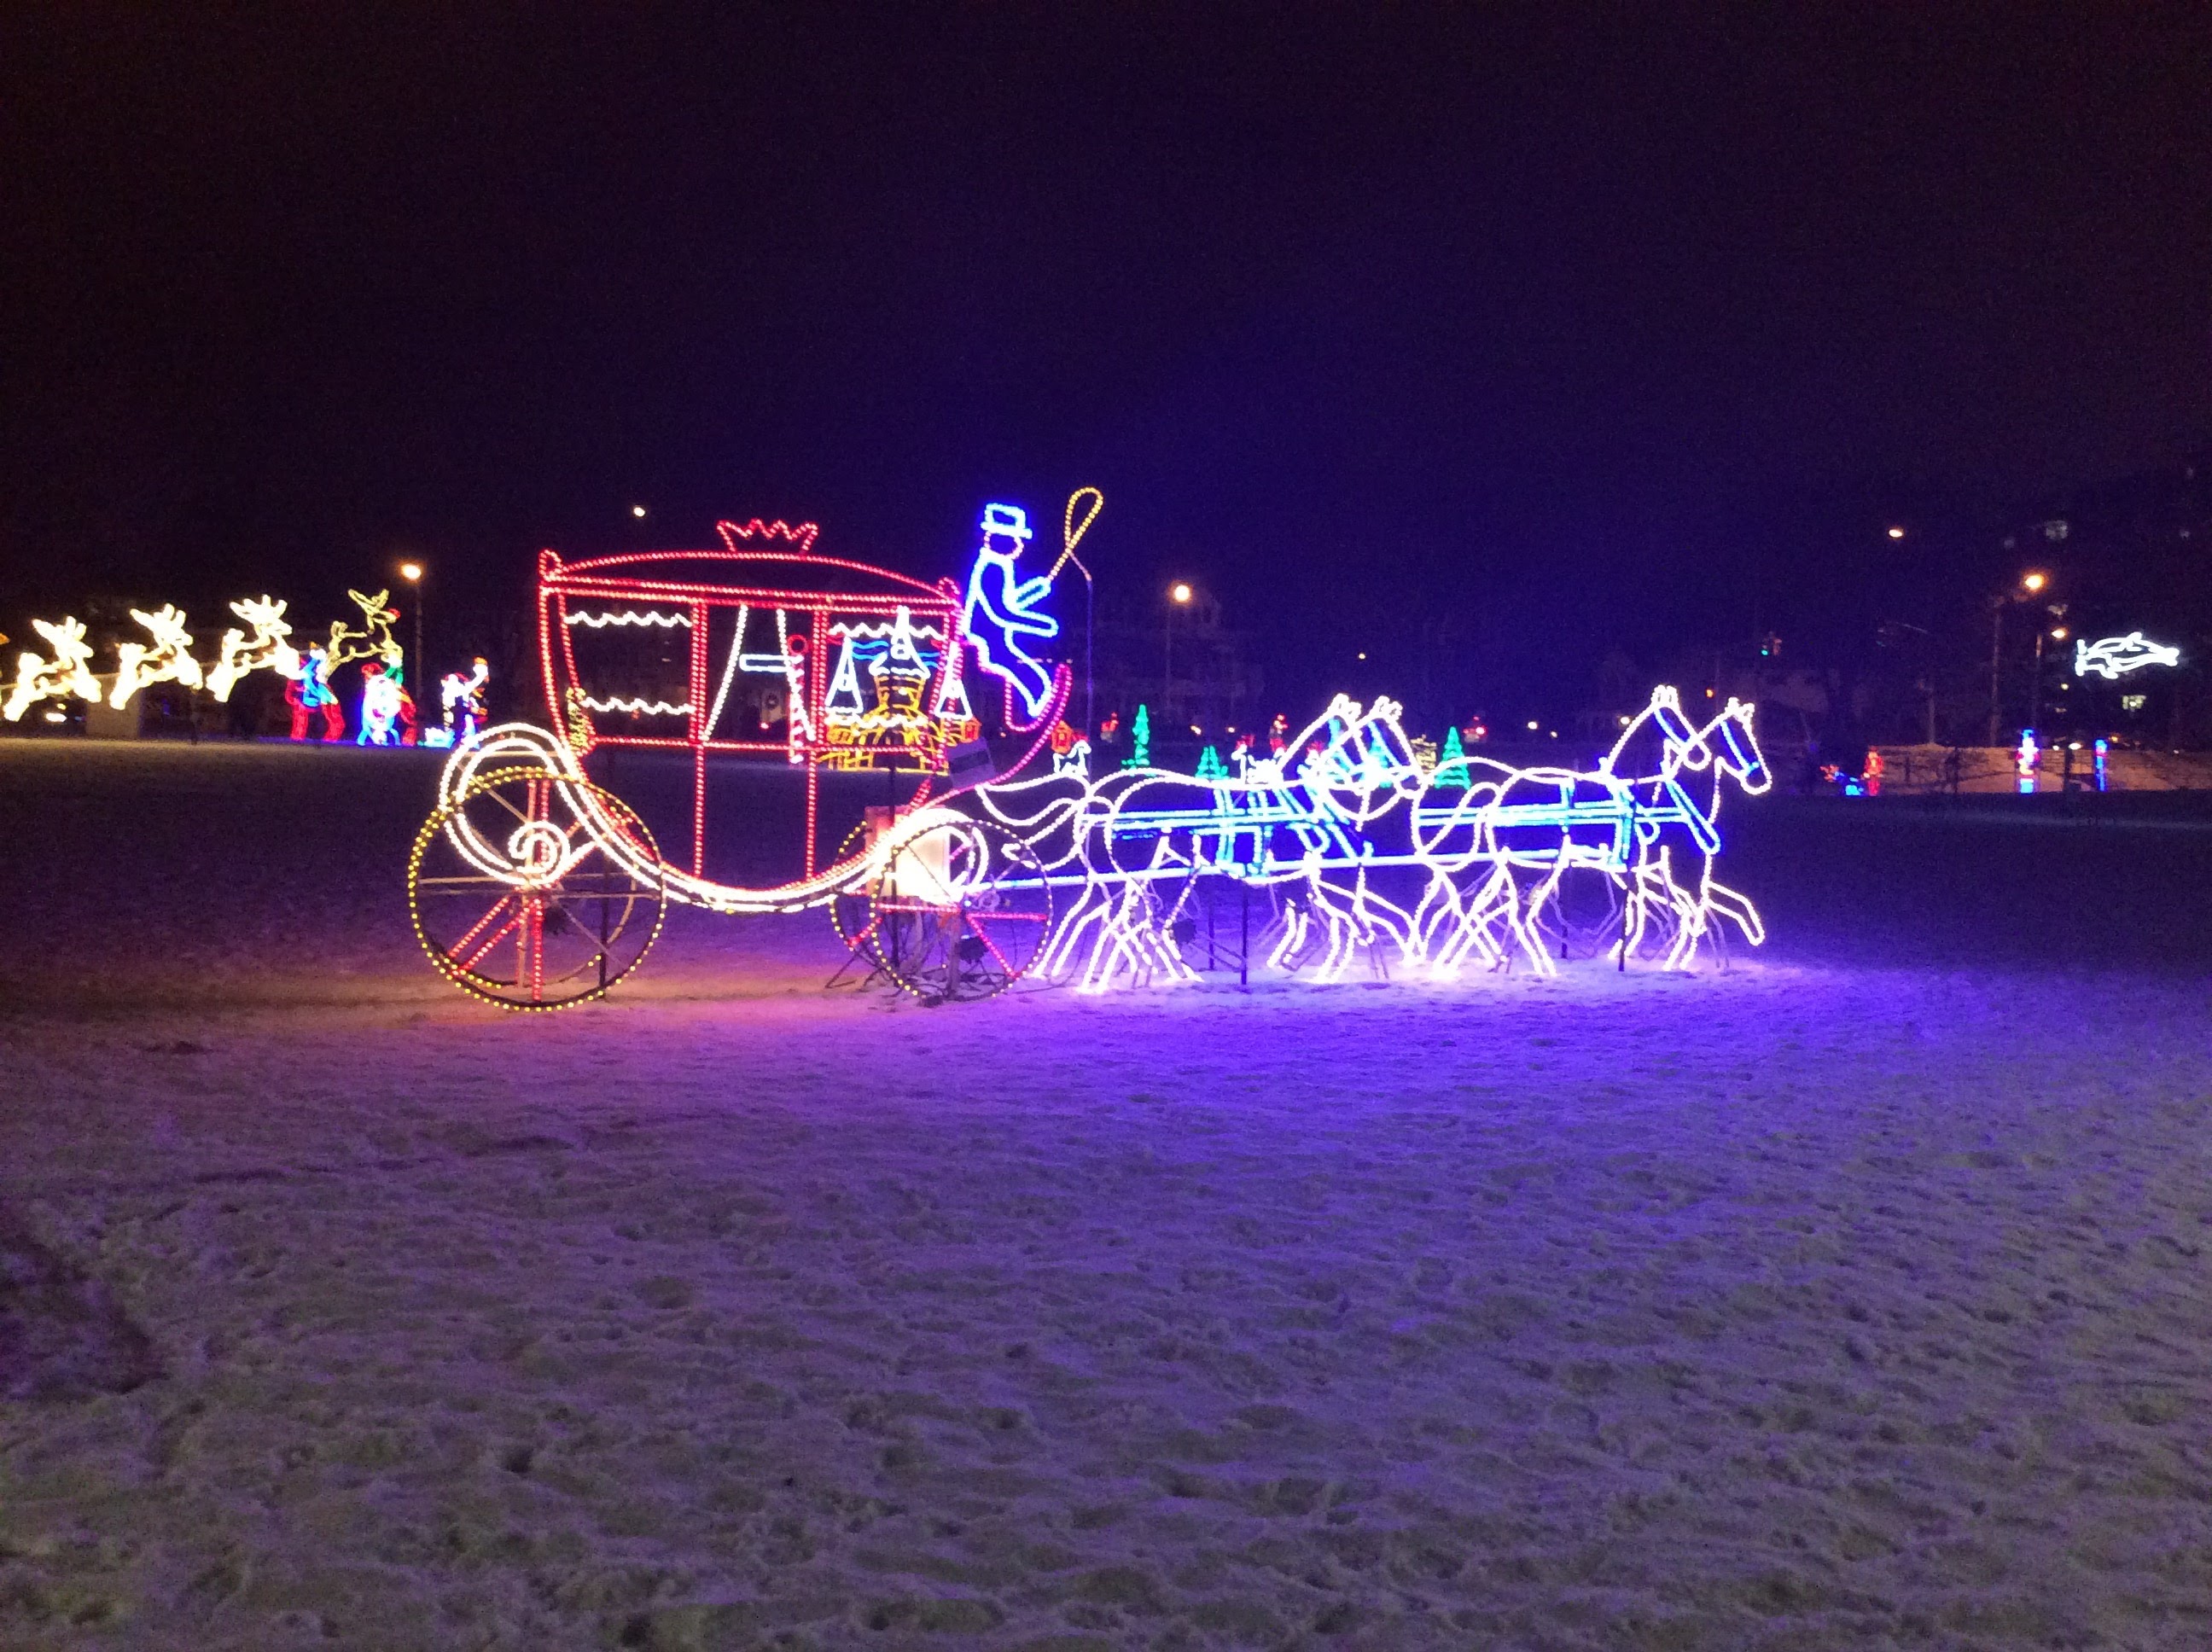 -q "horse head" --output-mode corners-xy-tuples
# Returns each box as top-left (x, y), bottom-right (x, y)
(1299, 695), (1423, 822)
(1604, 684), (1710, 778)
(1703, 698), (1772, 795)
